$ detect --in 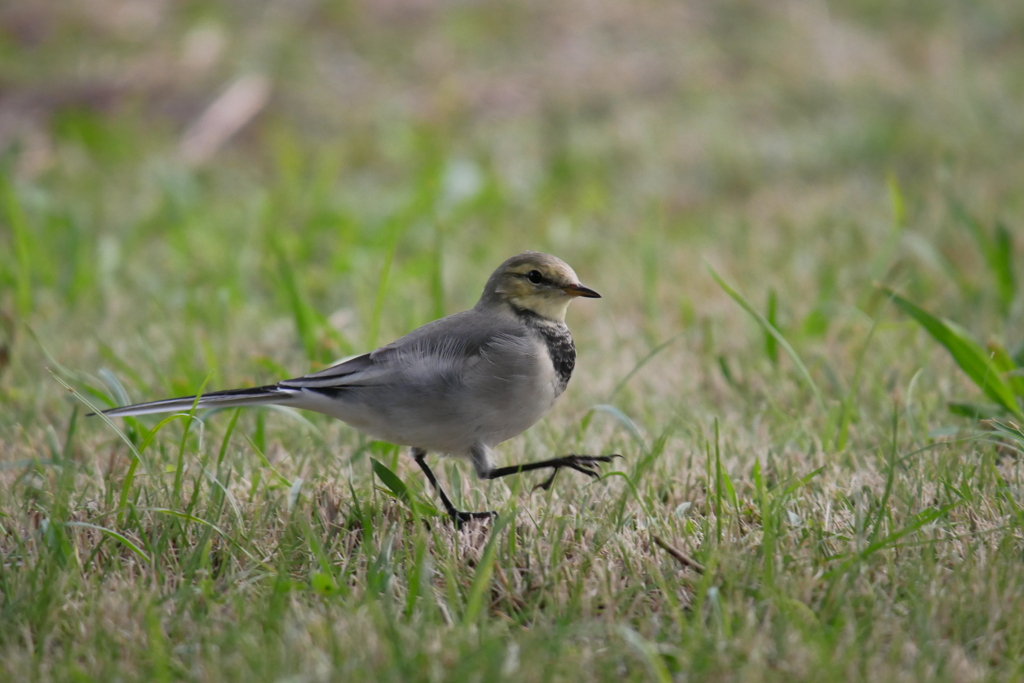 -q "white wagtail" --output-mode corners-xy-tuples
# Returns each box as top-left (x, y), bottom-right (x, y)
(98, 252), (619, 523)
